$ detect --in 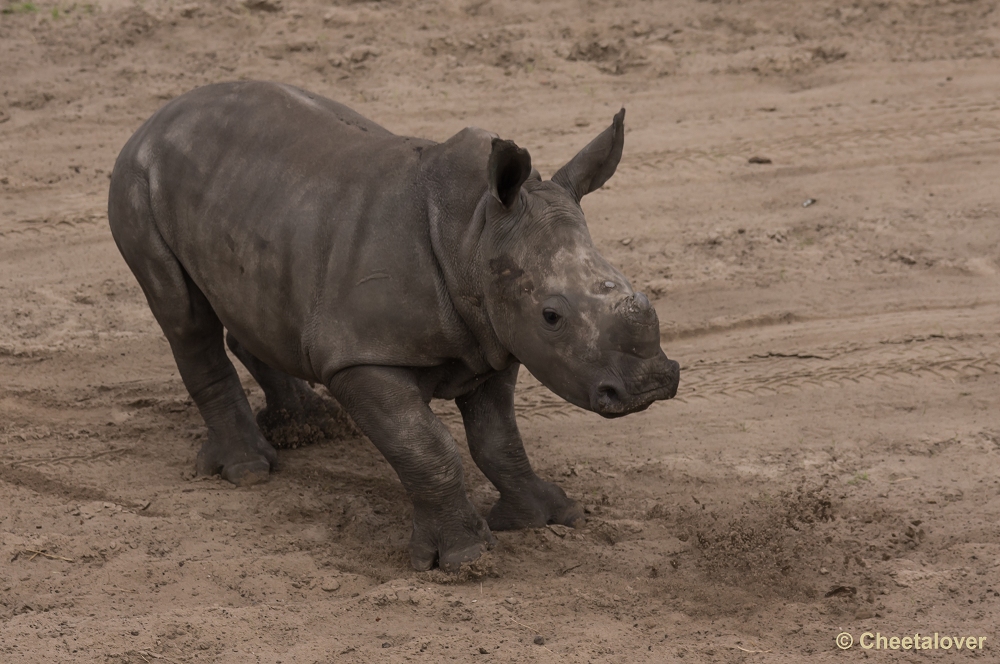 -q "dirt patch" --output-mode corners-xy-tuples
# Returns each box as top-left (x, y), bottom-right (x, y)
(692, 485), (836, 594)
